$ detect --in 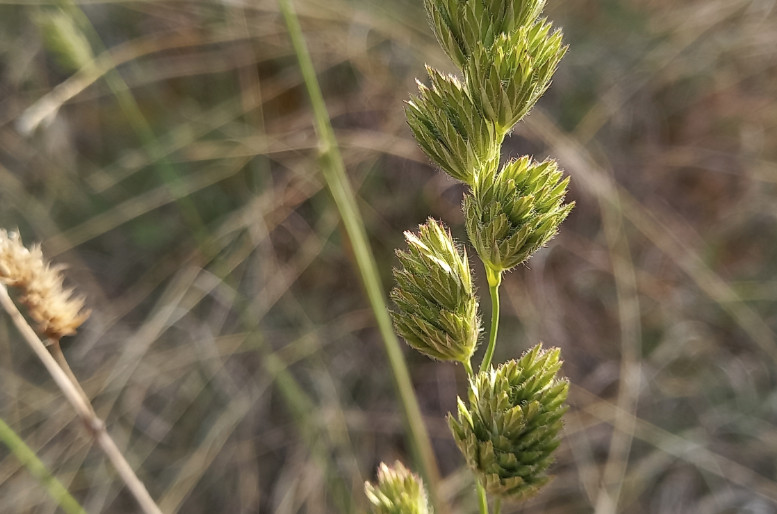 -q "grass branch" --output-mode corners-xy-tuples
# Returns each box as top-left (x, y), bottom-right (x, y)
(48, 338), (91, 407)
(464, 357), (474, 378)
(480, 267), (502, 372)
